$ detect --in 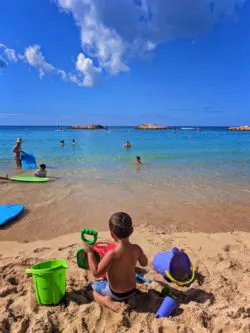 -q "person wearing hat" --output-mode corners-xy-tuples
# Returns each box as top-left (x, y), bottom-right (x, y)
(13, 138), (25, 168)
